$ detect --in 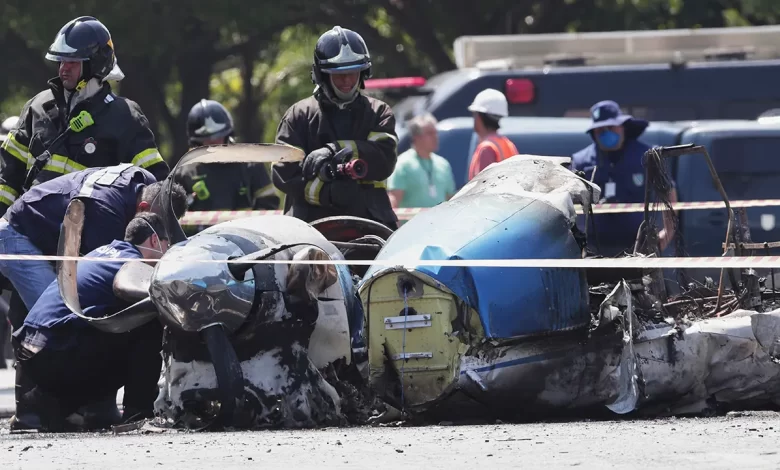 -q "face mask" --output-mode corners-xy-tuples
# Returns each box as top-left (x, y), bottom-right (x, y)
(136, 219), (167, 256)
(596, 129), (621, 149)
